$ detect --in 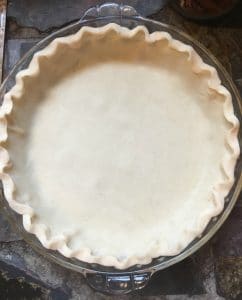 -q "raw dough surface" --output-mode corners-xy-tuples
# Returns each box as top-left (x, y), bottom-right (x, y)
(1, 24), (239, 268)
